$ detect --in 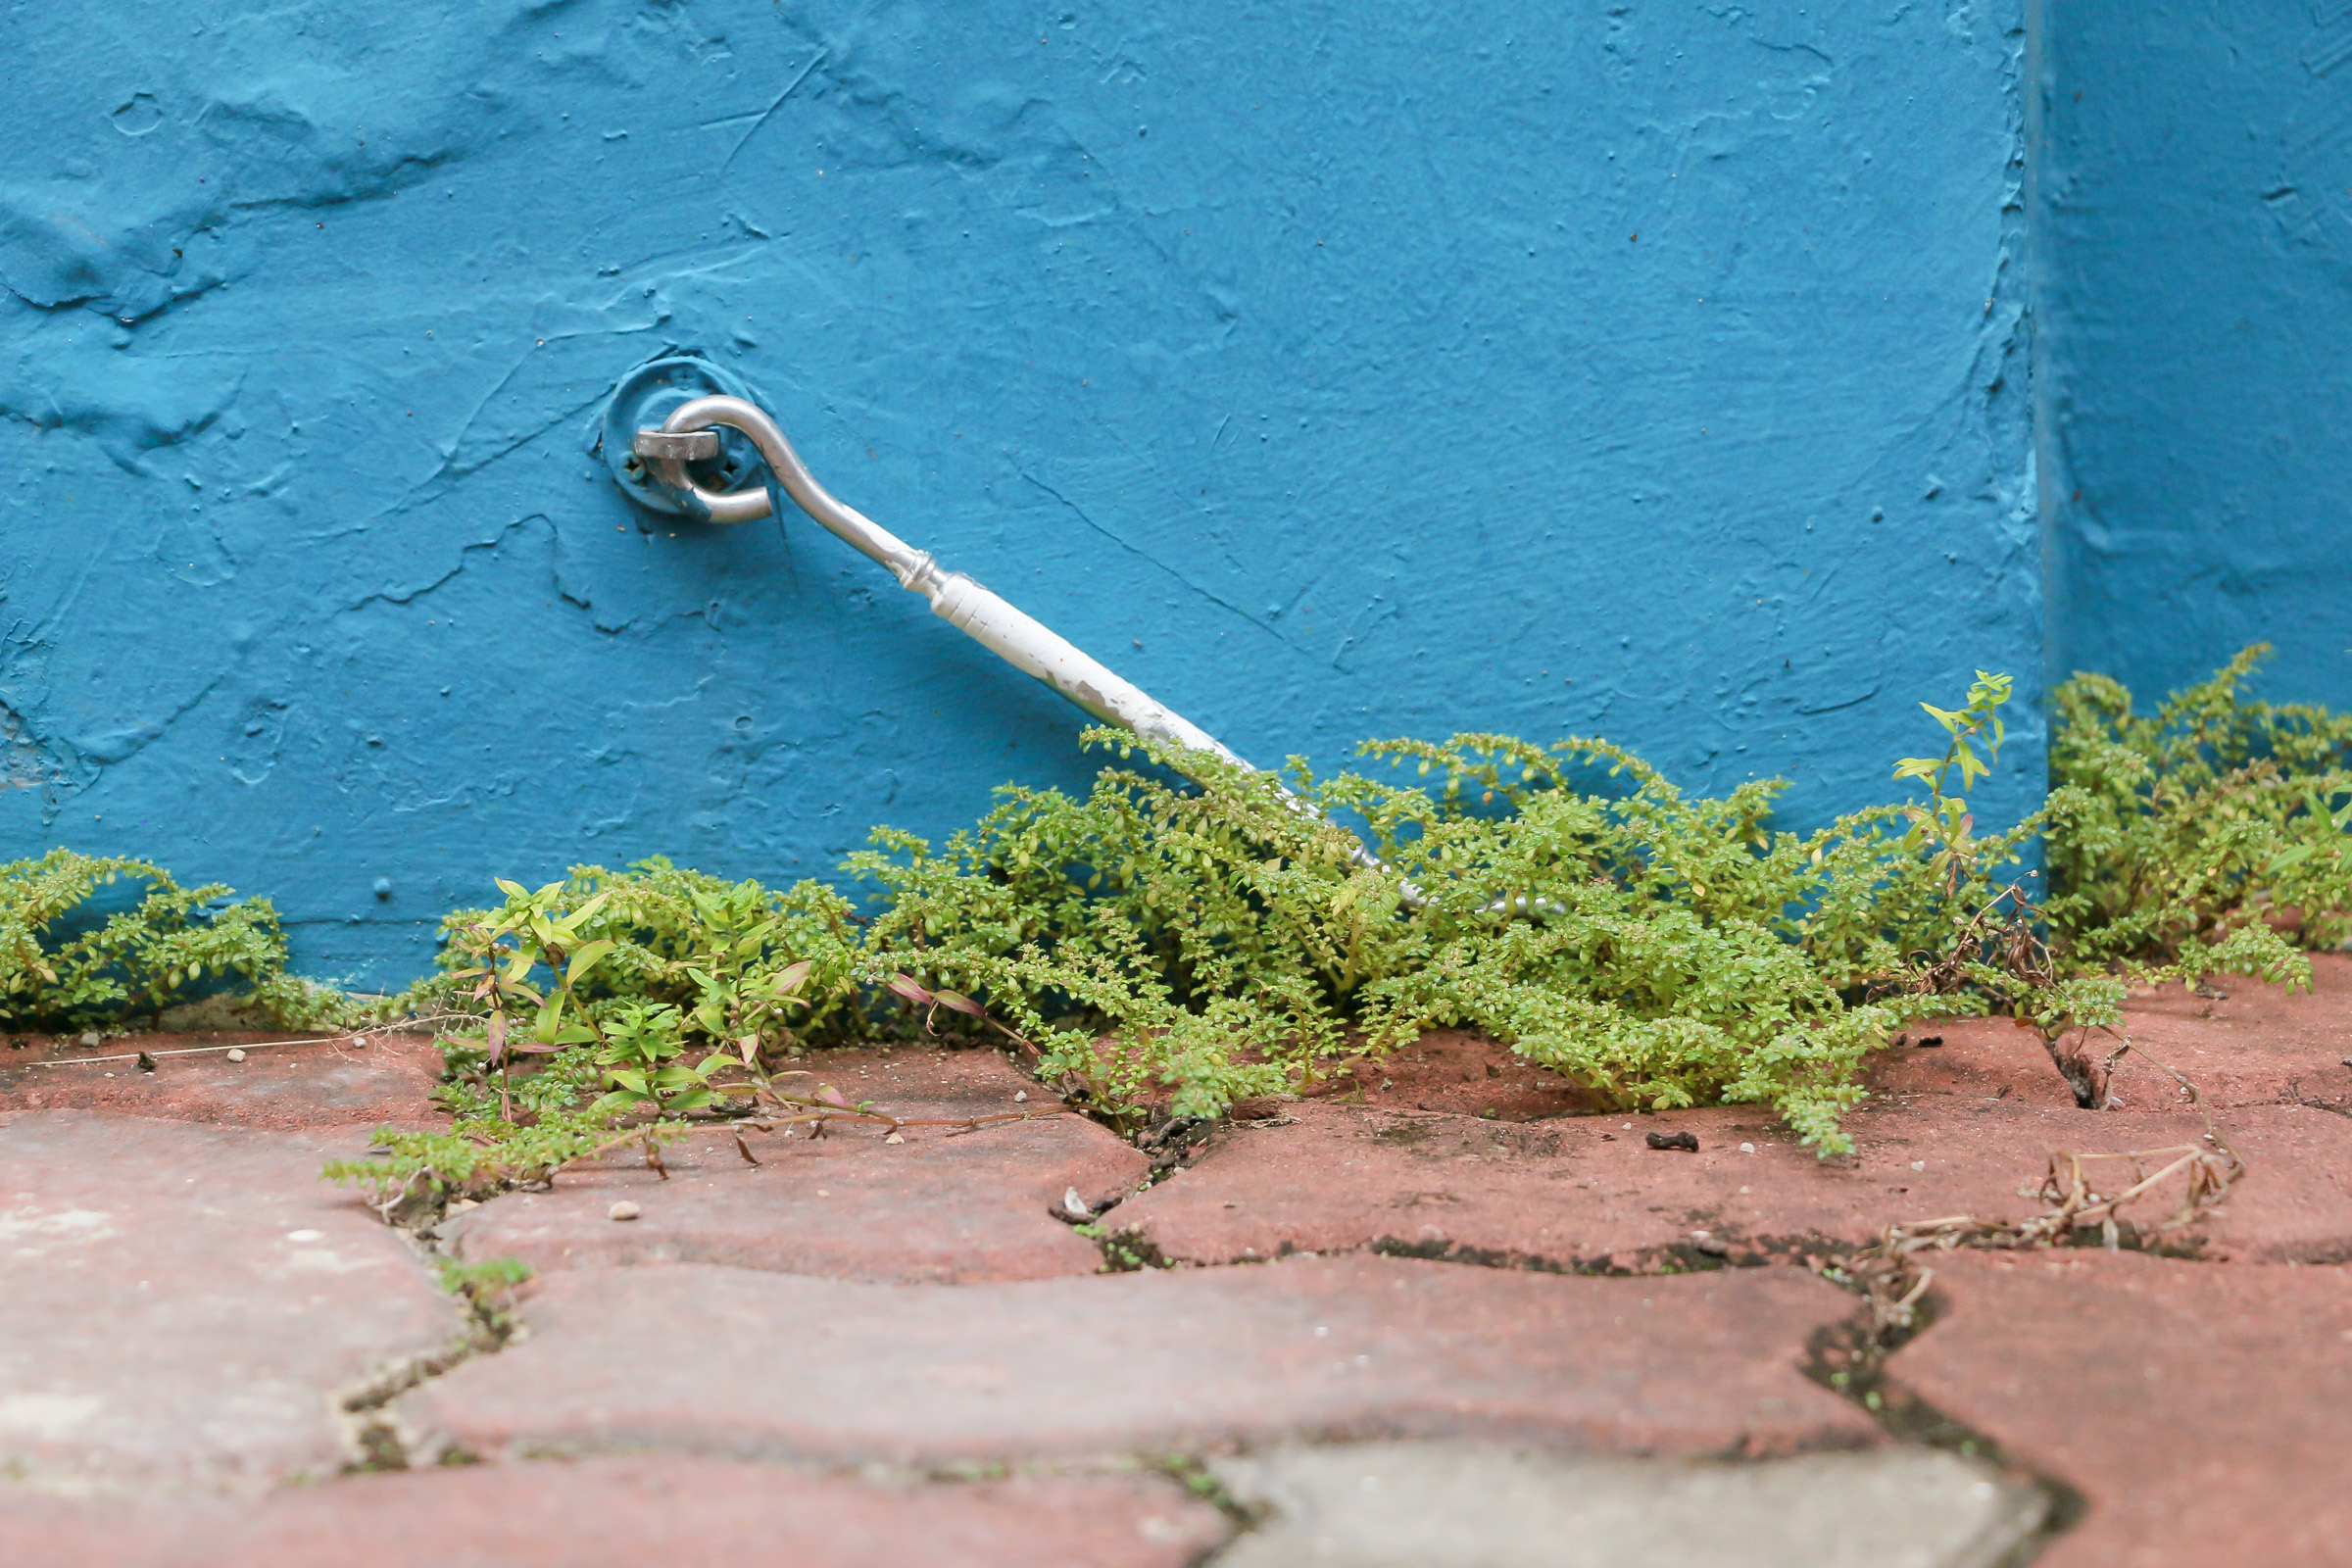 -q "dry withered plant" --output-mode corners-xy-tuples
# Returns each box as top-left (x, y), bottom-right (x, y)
(1836, 1042), (2244, 1332)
